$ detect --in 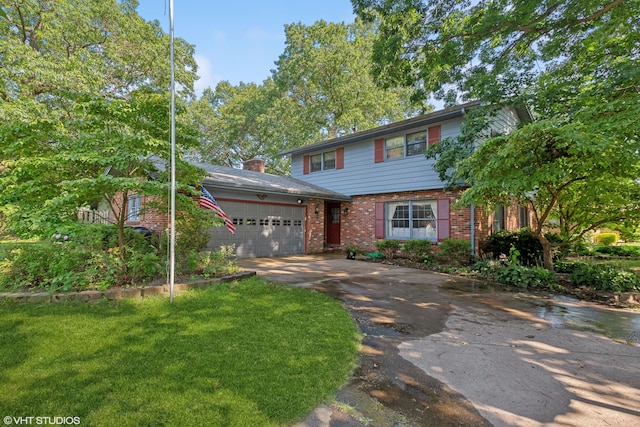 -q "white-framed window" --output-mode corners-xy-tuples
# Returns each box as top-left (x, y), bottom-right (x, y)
(310, 150), (336, 172)
(385, 136), (404, 159)
(406, 130), (427, 156)
(127, 194), (141, 221)
(386, 200), (437, 240)
(385, 129), (430, 159)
